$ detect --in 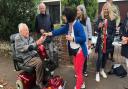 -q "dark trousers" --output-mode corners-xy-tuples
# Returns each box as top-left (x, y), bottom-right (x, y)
(96, 52), (108, 72)
(24, 57), (44, 84)
(43, 42), (54, 60)
(83, 57), (88, 73)
(108, 45), (114, 59)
